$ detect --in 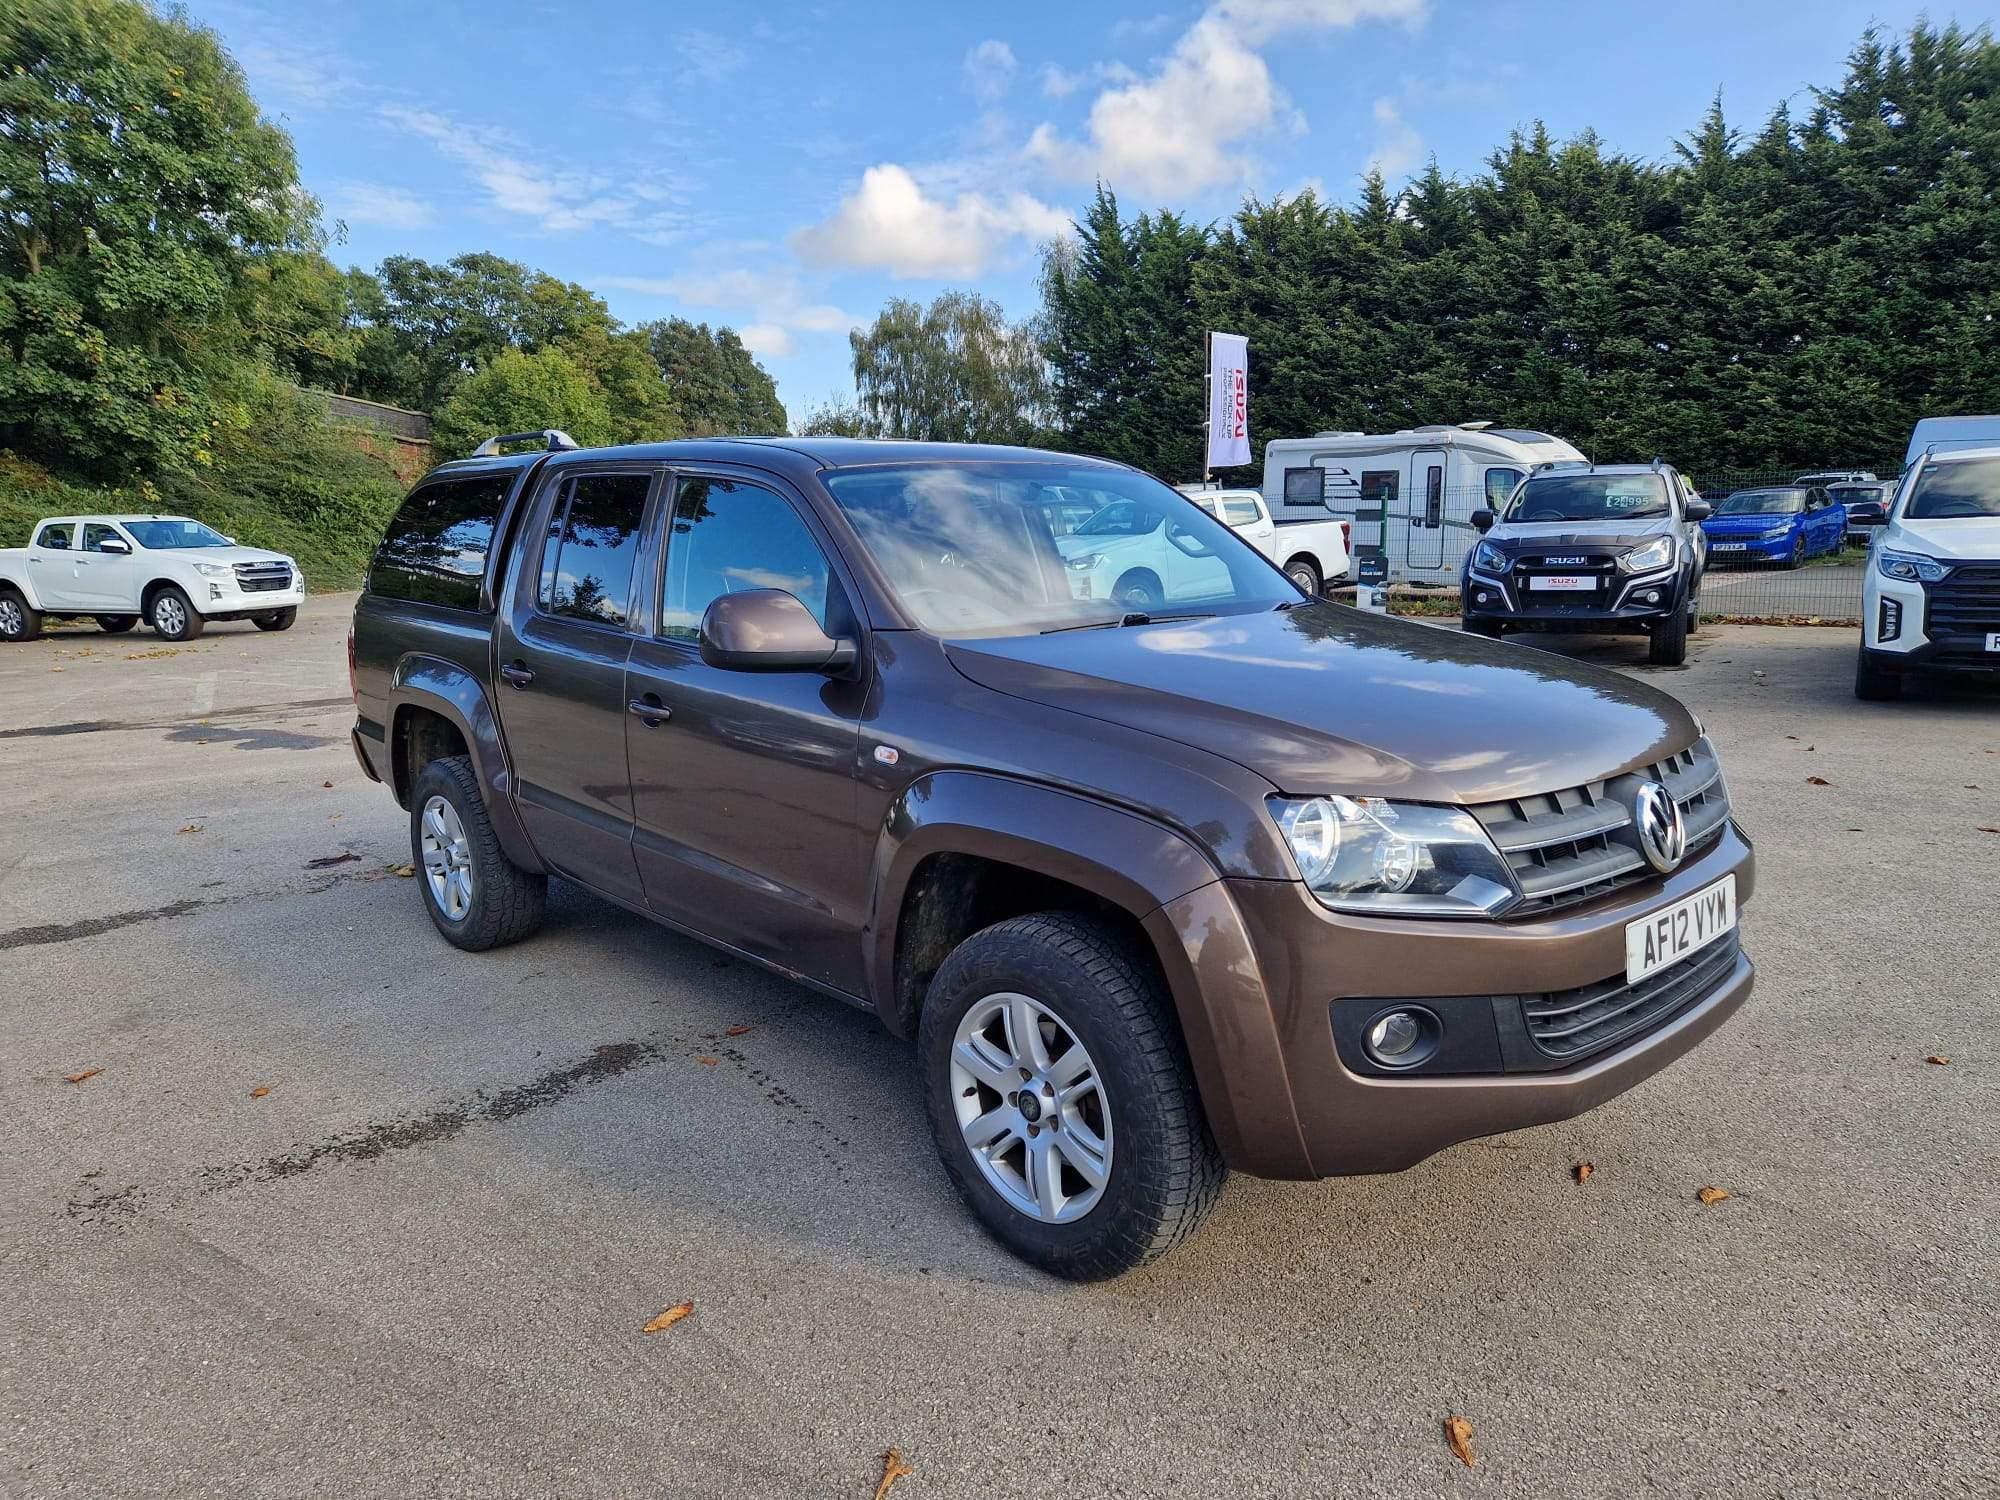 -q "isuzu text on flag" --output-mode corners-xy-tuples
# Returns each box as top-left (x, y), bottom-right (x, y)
(1206, 332), (1250, 470)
